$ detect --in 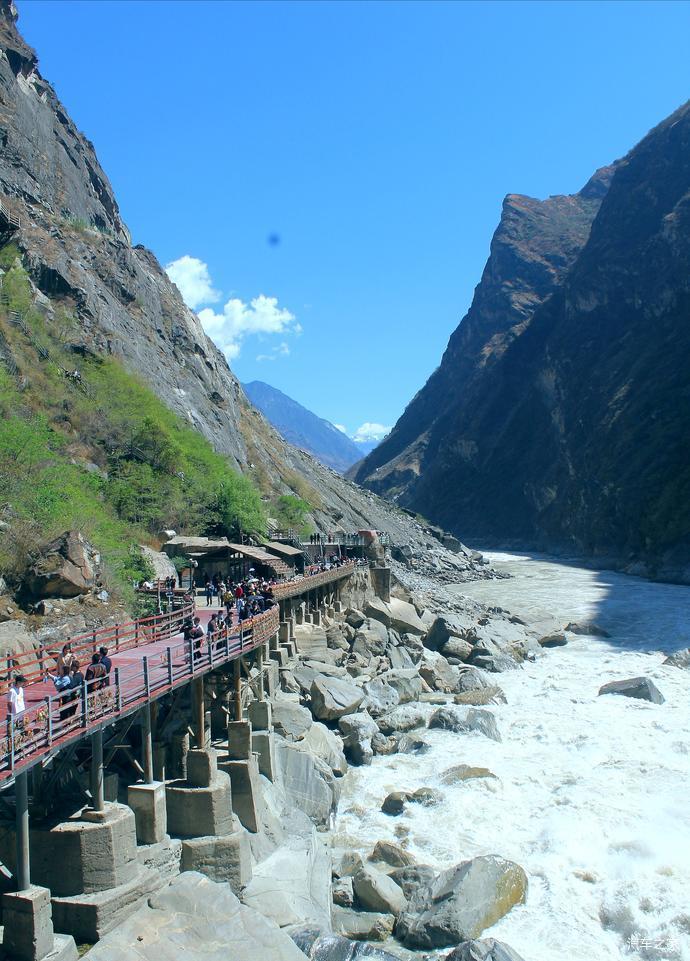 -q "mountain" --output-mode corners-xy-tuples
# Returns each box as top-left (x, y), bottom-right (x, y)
(0, 0), (456, 574)
(242, 381), (365, 474)
(354, 104), (690, 581)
